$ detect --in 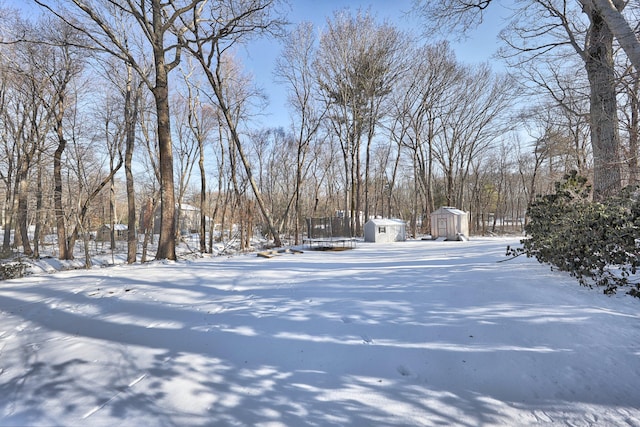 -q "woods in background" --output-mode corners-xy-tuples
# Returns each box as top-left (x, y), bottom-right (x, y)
(0, 0), (638, 260)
